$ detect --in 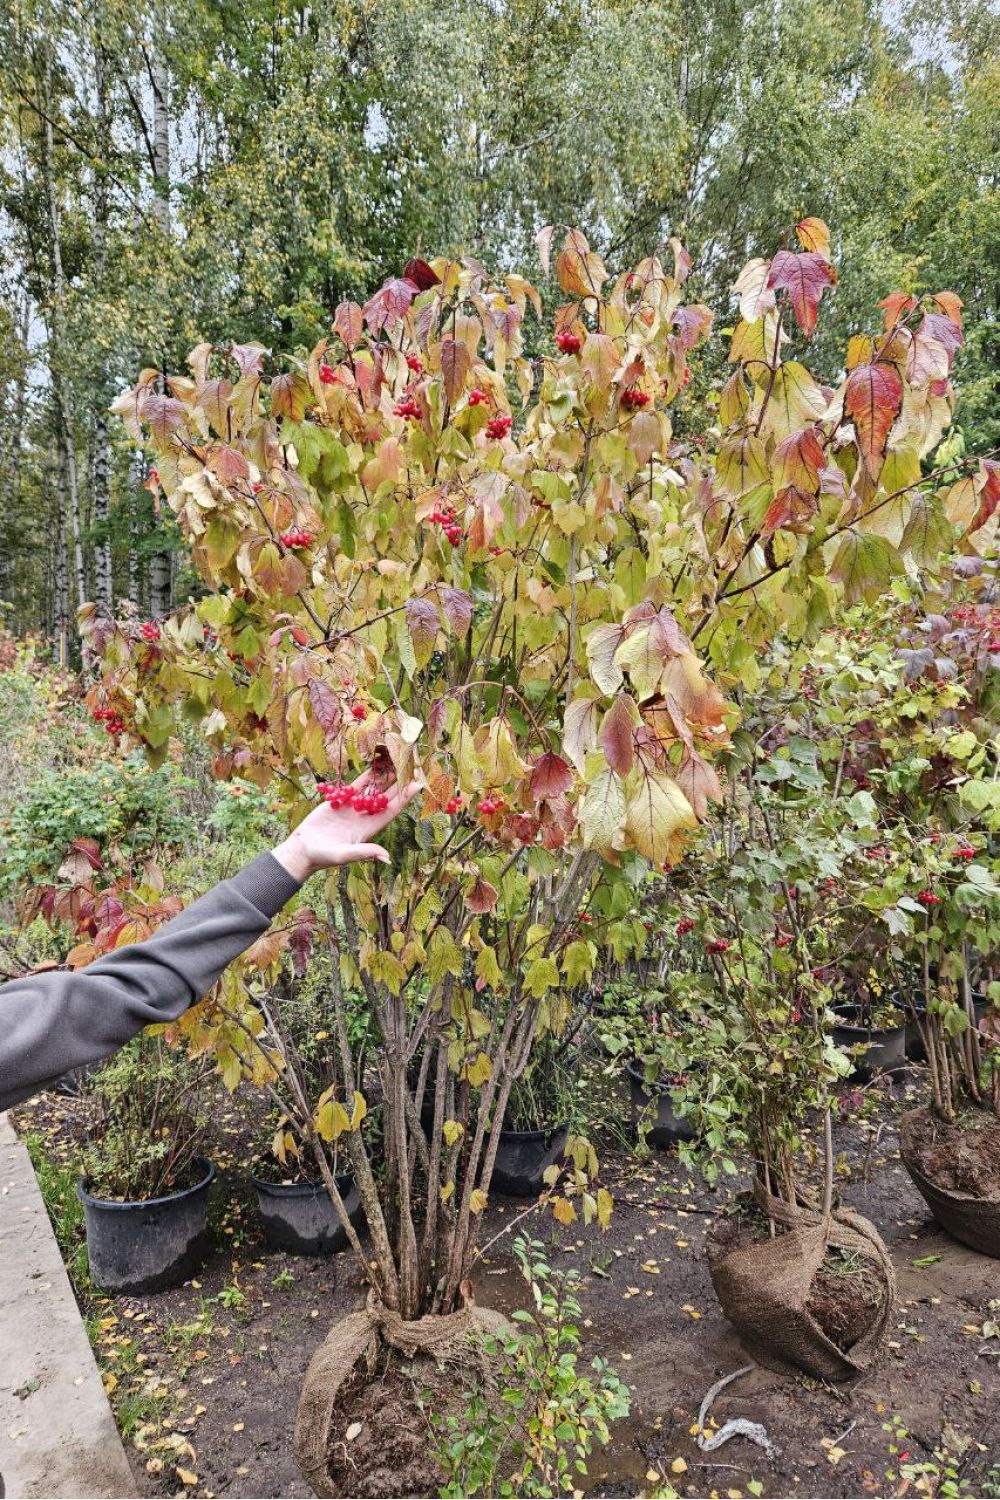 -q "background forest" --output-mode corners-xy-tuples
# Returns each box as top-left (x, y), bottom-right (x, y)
(1, 0), (999, 655)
